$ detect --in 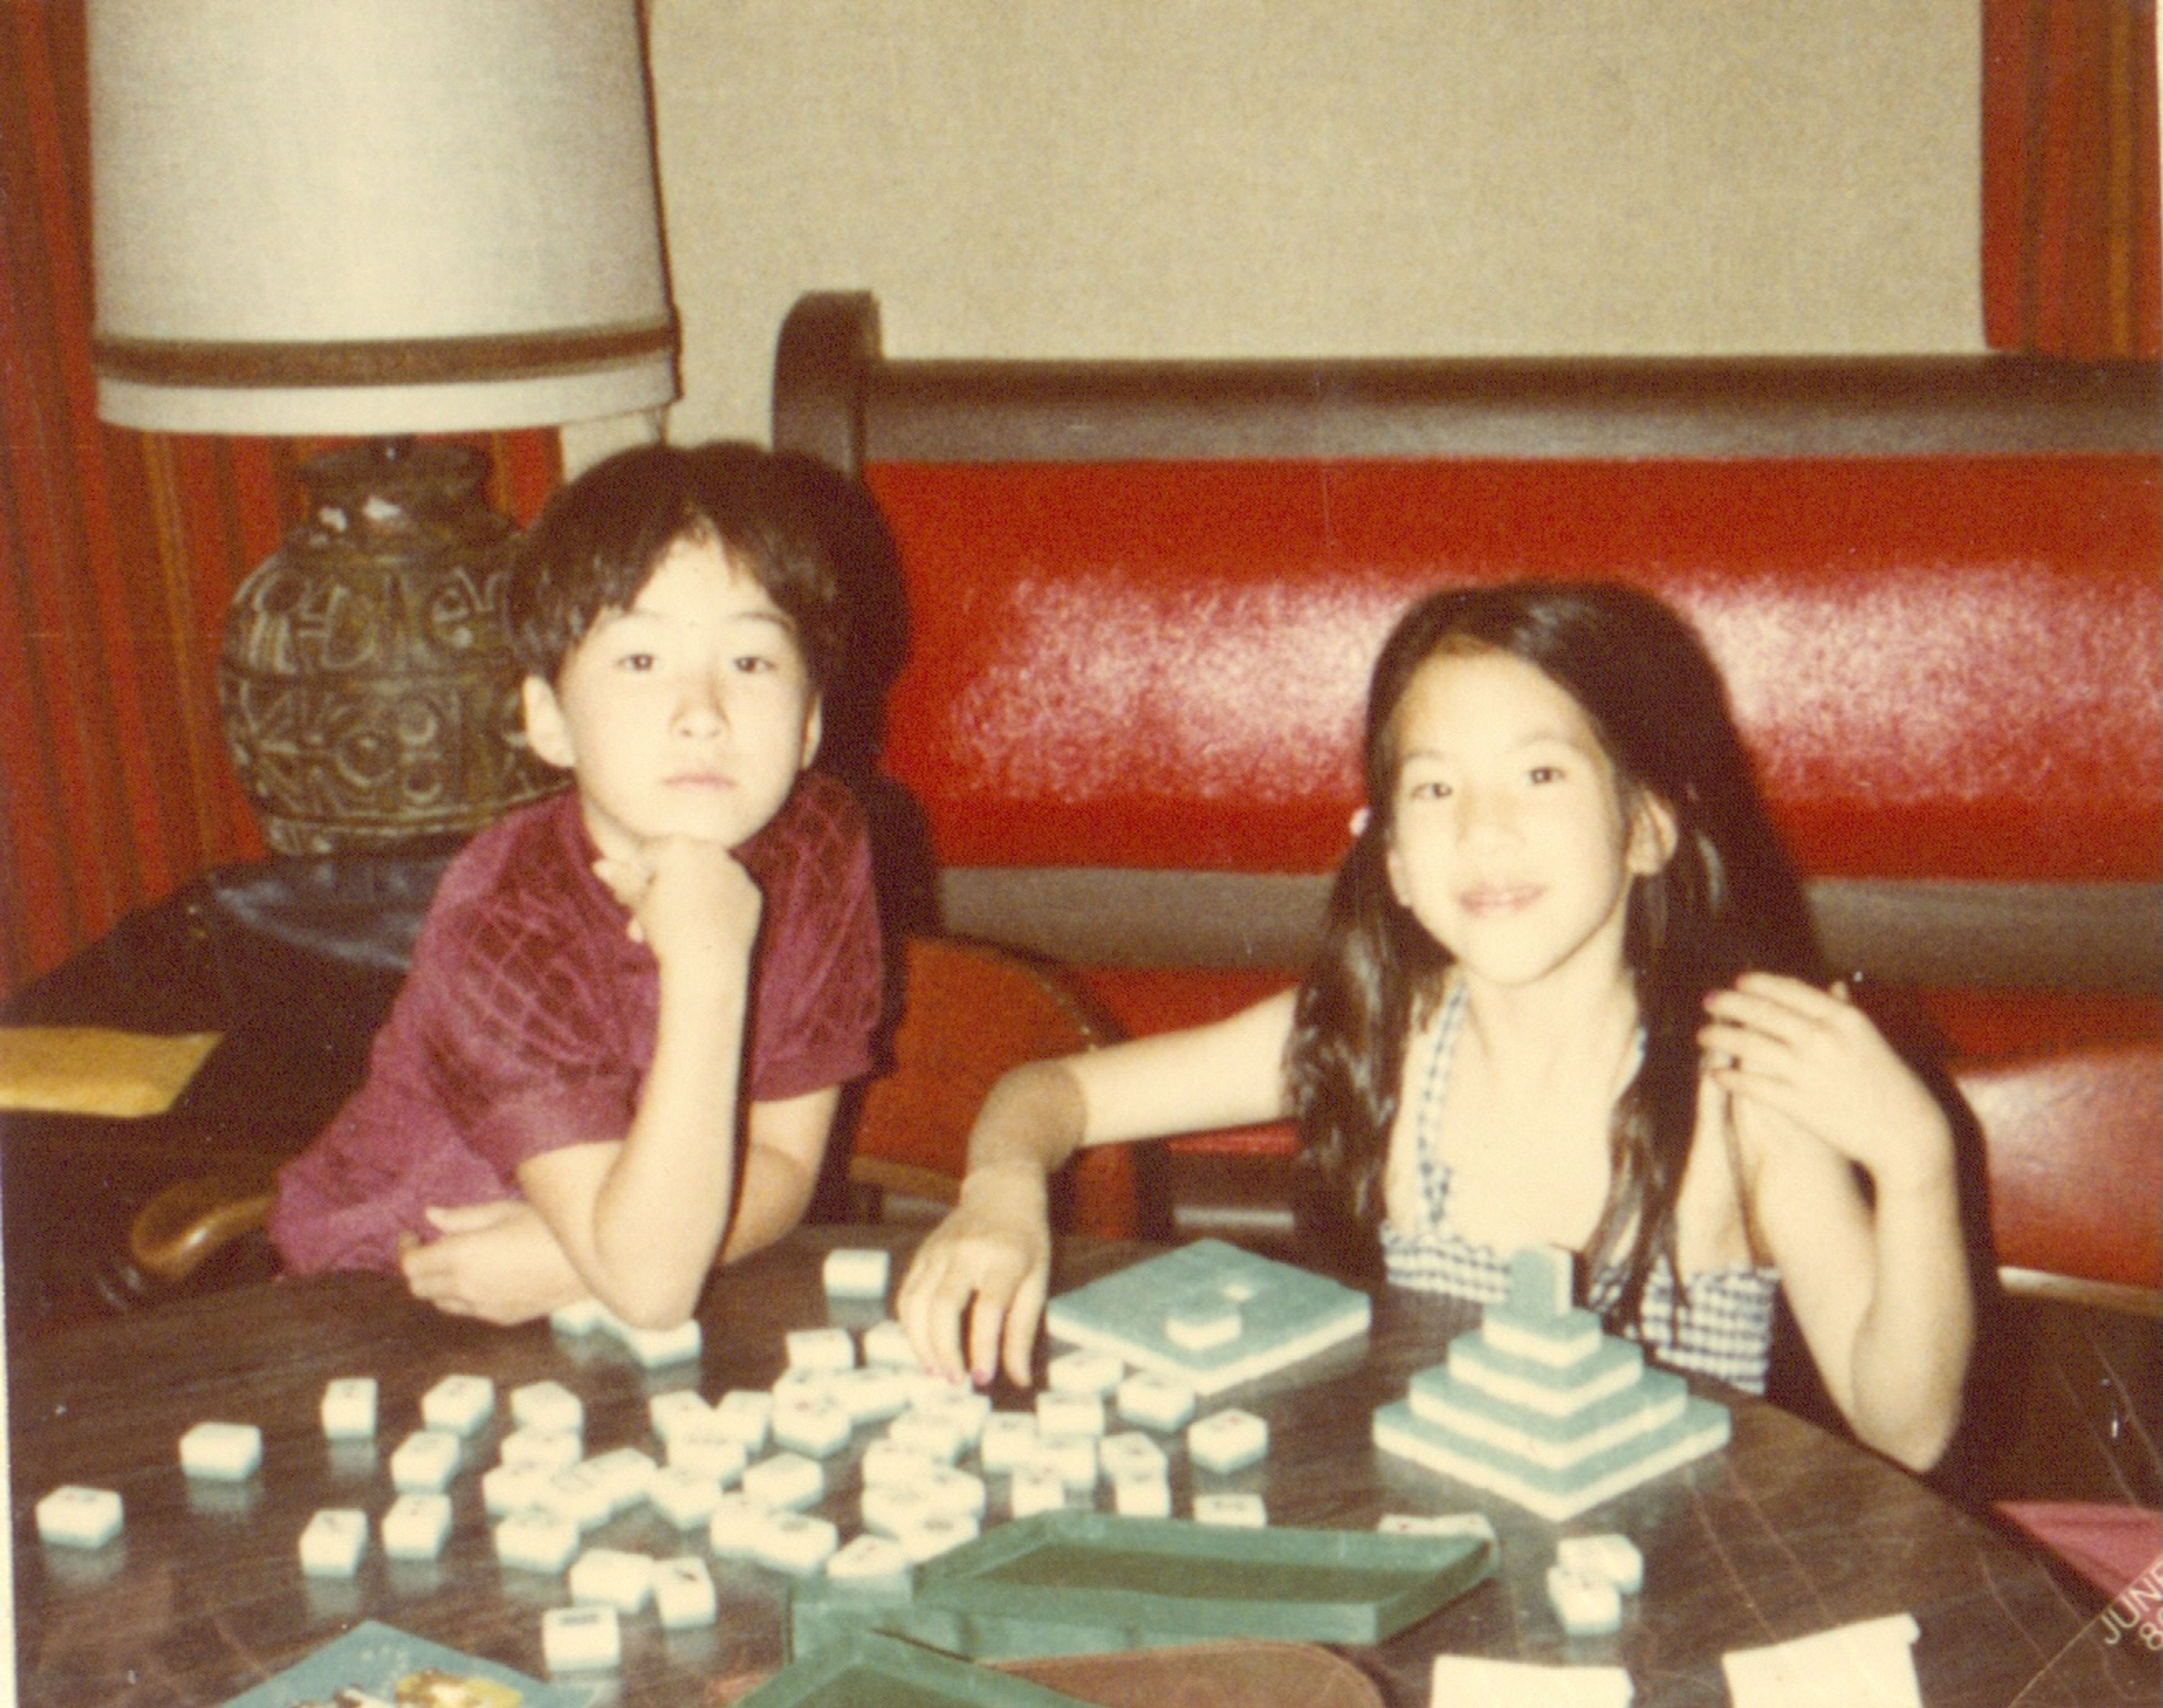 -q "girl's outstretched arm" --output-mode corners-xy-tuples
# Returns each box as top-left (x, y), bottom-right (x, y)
(896, 989), (1298, 1387)
(1700, 973), (1974, 1471)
